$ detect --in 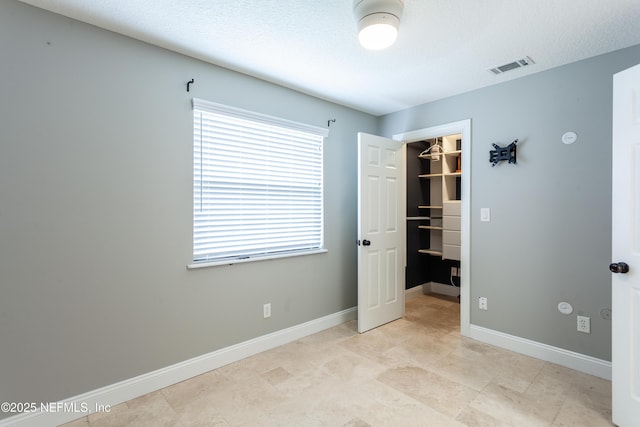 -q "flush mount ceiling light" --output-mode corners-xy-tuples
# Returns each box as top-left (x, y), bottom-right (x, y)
(354, 0), (404, 50)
